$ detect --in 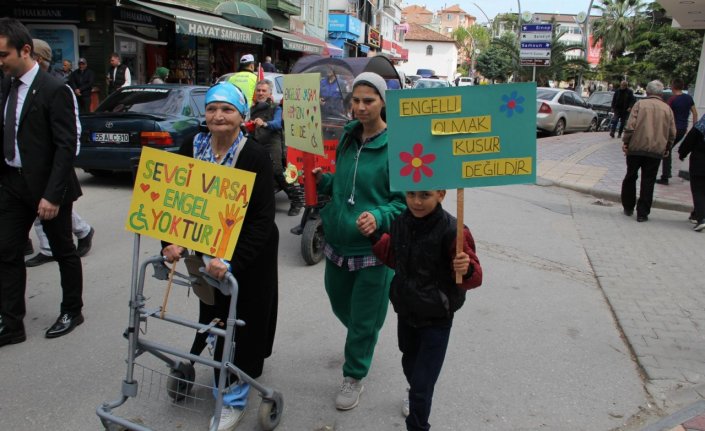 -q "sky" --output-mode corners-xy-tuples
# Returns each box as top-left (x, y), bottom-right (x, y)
(403, 0), (591, 23)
